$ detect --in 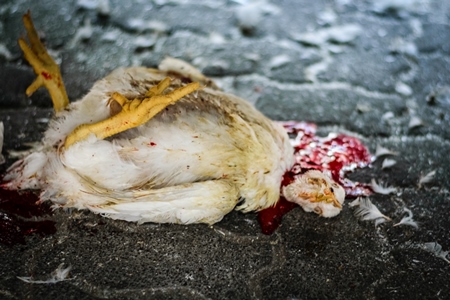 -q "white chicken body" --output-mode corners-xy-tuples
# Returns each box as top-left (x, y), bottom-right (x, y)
(5, 64), (294, 224)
